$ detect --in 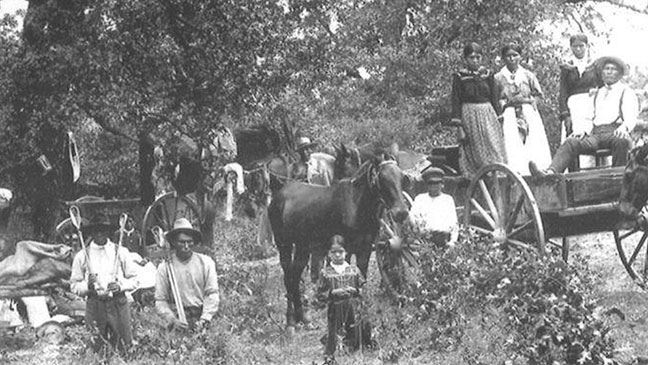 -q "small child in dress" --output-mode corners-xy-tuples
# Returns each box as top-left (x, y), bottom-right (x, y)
(316, 235), (371, 365)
